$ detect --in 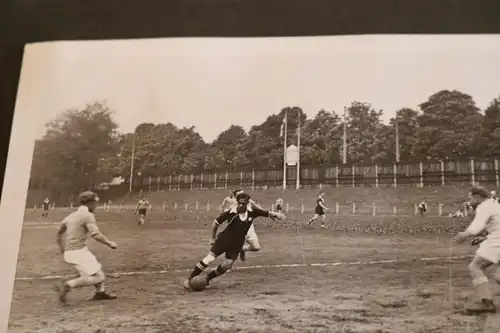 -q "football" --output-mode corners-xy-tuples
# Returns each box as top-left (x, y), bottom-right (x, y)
(190, 276), (207, 292)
